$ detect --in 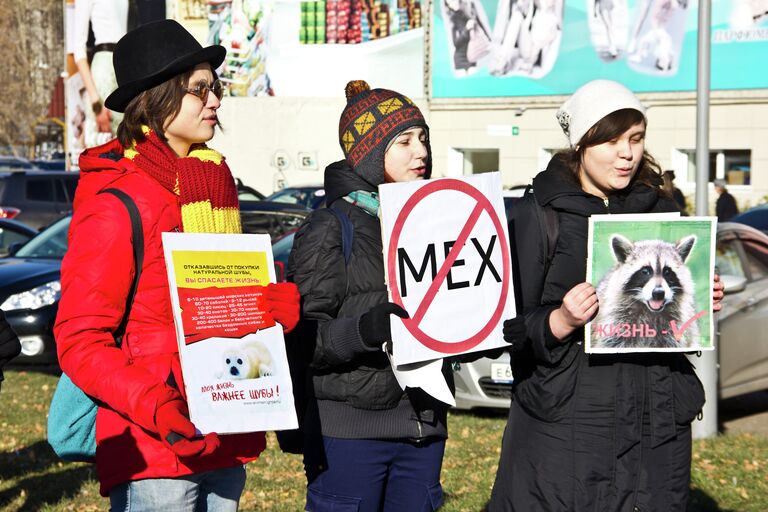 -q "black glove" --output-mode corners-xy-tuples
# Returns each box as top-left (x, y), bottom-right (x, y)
(502, 316), (527, 351)
(359, 302), (409, 349)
